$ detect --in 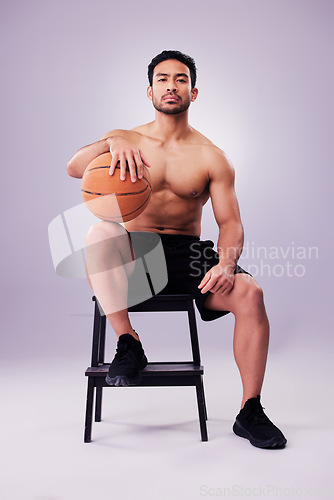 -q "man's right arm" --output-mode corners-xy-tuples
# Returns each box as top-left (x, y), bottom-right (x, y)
(66, 129), (151, 181)
(66, 136), (111, 179)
